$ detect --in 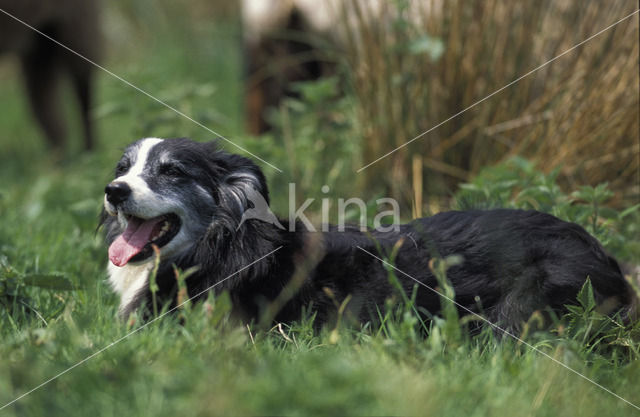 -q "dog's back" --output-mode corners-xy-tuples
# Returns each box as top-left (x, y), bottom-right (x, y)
(293, 209), (636, 330)
(377, 210), (637, 329)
